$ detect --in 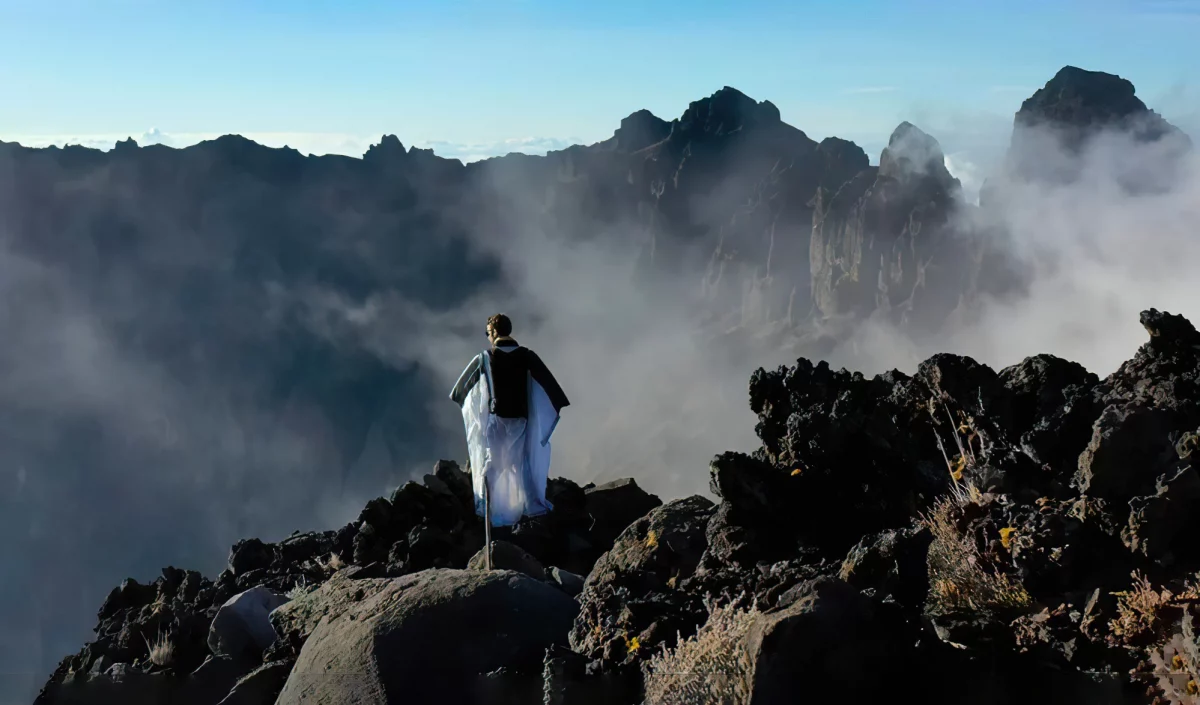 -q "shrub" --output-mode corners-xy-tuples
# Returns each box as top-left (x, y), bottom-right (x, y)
(921, 494), (1031, 614)
(642, 595), (759, 705)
